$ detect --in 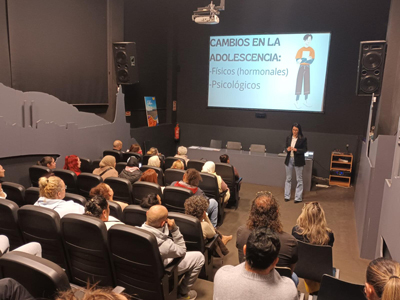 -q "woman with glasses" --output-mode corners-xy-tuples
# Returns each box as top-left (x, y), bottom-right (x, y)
(284, 123), (307, 203)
